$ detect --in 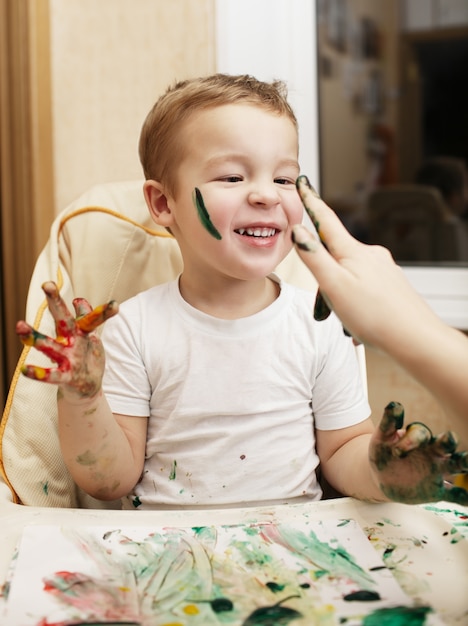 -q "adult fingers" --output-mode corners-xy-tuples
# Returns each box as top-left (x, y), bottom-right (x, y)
(296, 175), (358, 255)
(291, 223), (343, 302)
